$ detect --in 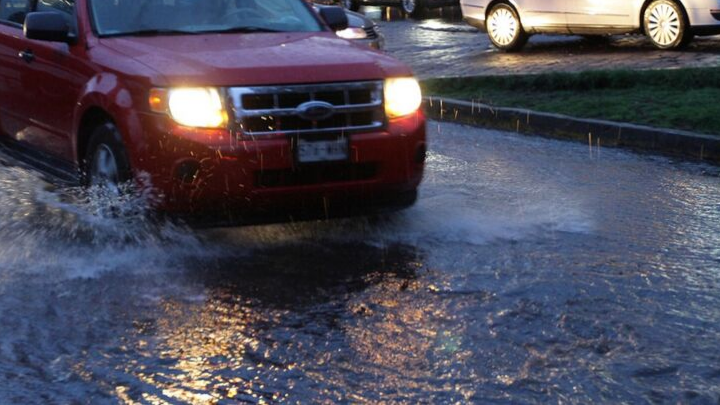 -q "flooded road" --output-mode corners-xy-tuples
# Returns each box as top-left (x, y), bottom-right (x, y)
(1, 122), (720, 403)
(363, 6), (720, 78)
